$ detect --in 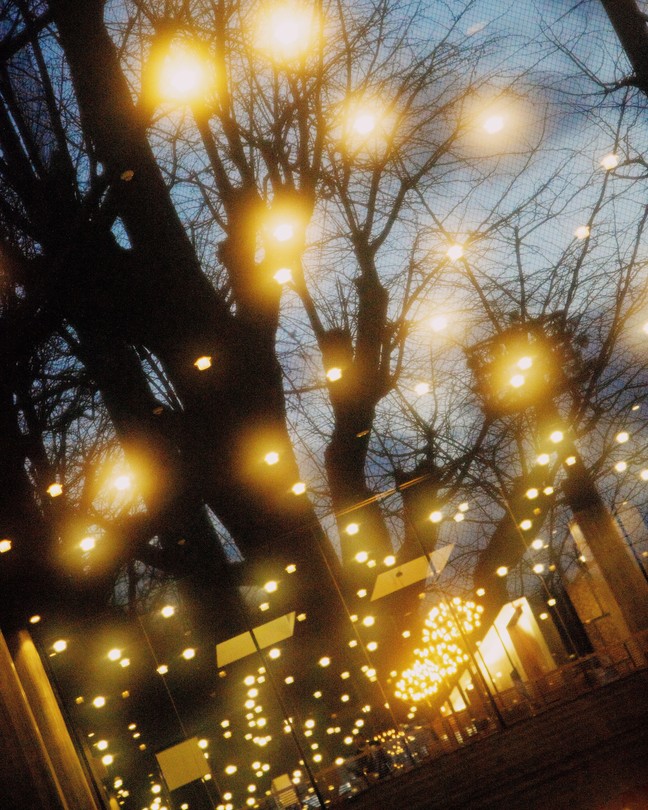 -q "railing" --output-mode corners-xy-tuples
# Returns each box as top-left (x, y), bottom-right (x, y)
(265, 629), (648, 808)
